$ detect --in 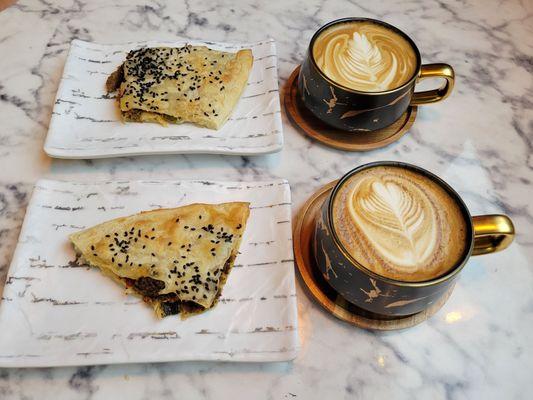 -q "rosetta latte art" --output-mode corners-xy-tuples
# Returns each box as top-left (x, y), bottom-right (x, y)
(348, 176), (437, 271)
(332, 166), (468, 282)
(313, 22), (417, 92)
